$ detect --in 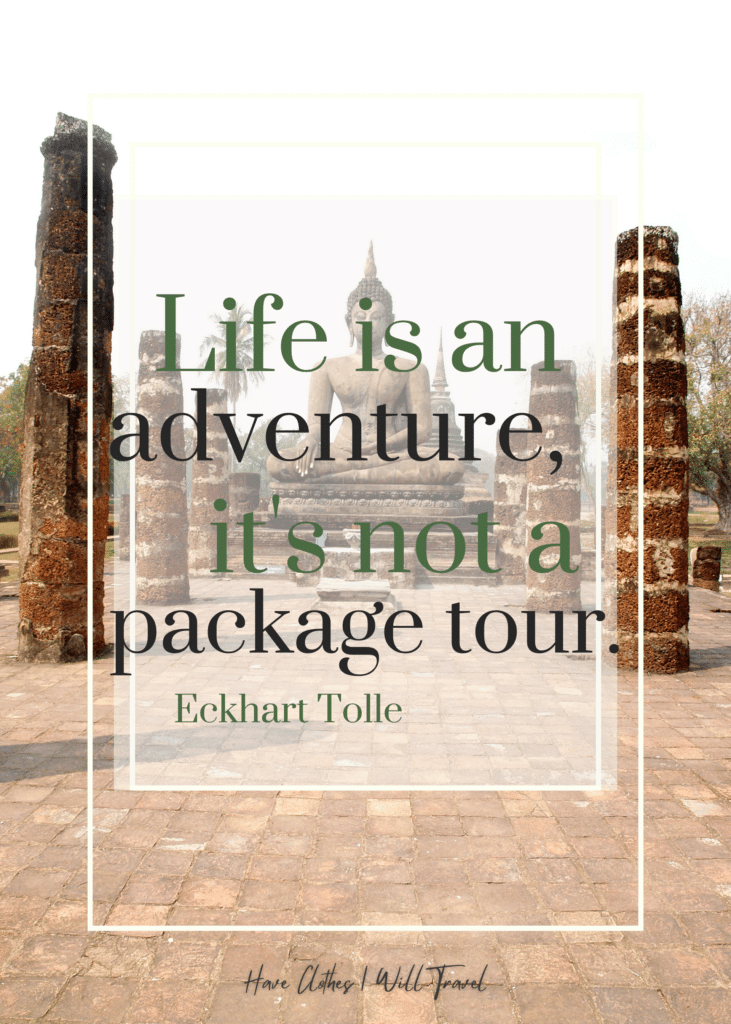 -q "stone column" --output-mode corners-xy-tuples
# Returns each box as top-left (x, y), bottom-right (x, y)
(692, 546), (721, 593)
(135, 331), (189, 604)
(227, 472), (262, 567)
(525, 360), (582, 612)
(229, 472), (261, 516)
(189, 388), (229, 576)
(493, 430), (527, 584)
(615, 227), (689, 672)
(18, 114), (116, 661)
(118, 494), (130, 561)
